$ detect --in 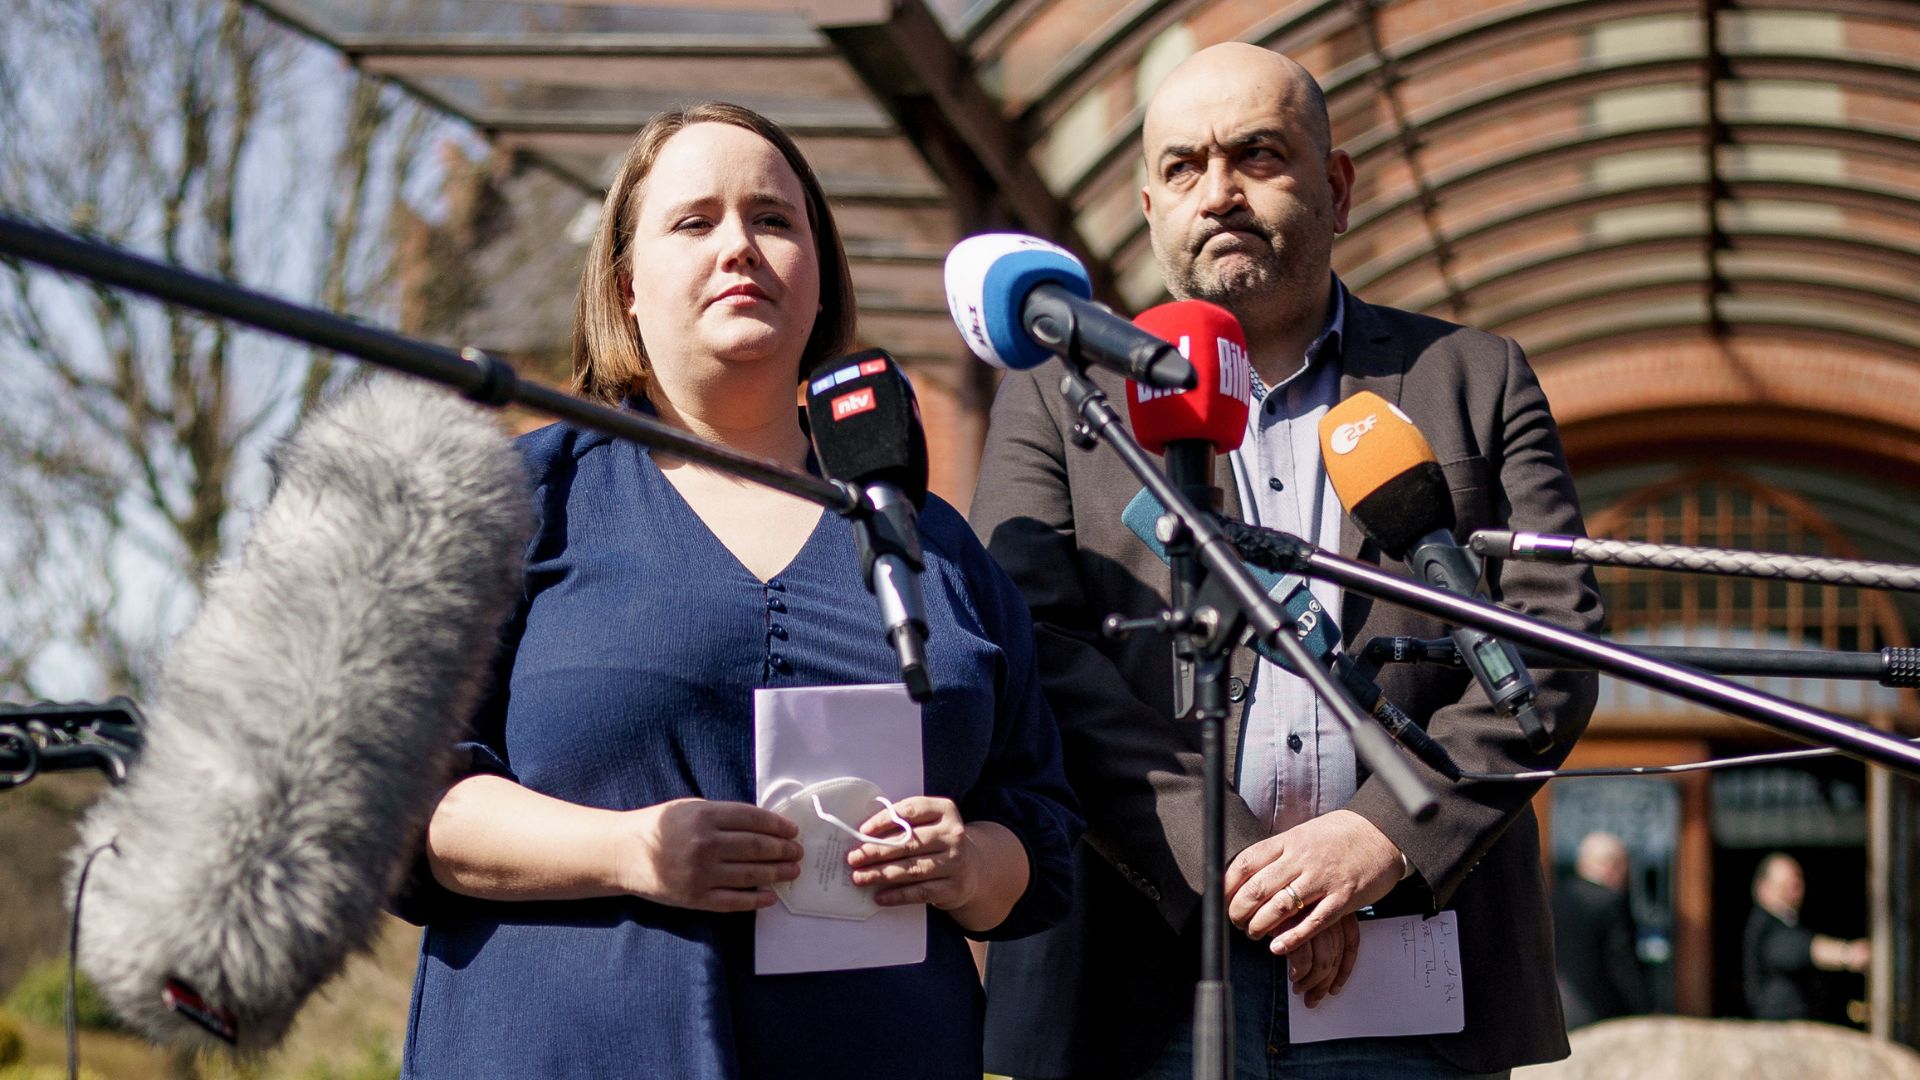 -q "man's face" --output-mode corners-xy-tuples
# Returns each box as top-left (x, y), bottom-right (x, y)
(1758, 857), (1806, 914)
(1140, 66), (1351, 321)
